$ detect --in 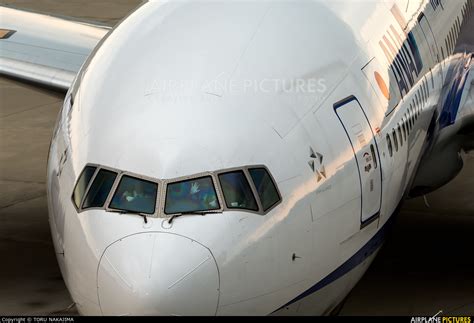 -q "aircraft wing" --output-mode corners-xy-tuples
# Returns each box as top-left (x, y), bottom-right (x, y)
(0, 6), (110, 92)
